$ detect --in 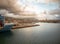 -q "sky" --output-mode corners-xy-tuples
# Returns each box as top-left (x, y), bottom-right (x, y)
(0, 0), (60, 20)
(17, 0), (60, 20)
(18, 0), (59, 13)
